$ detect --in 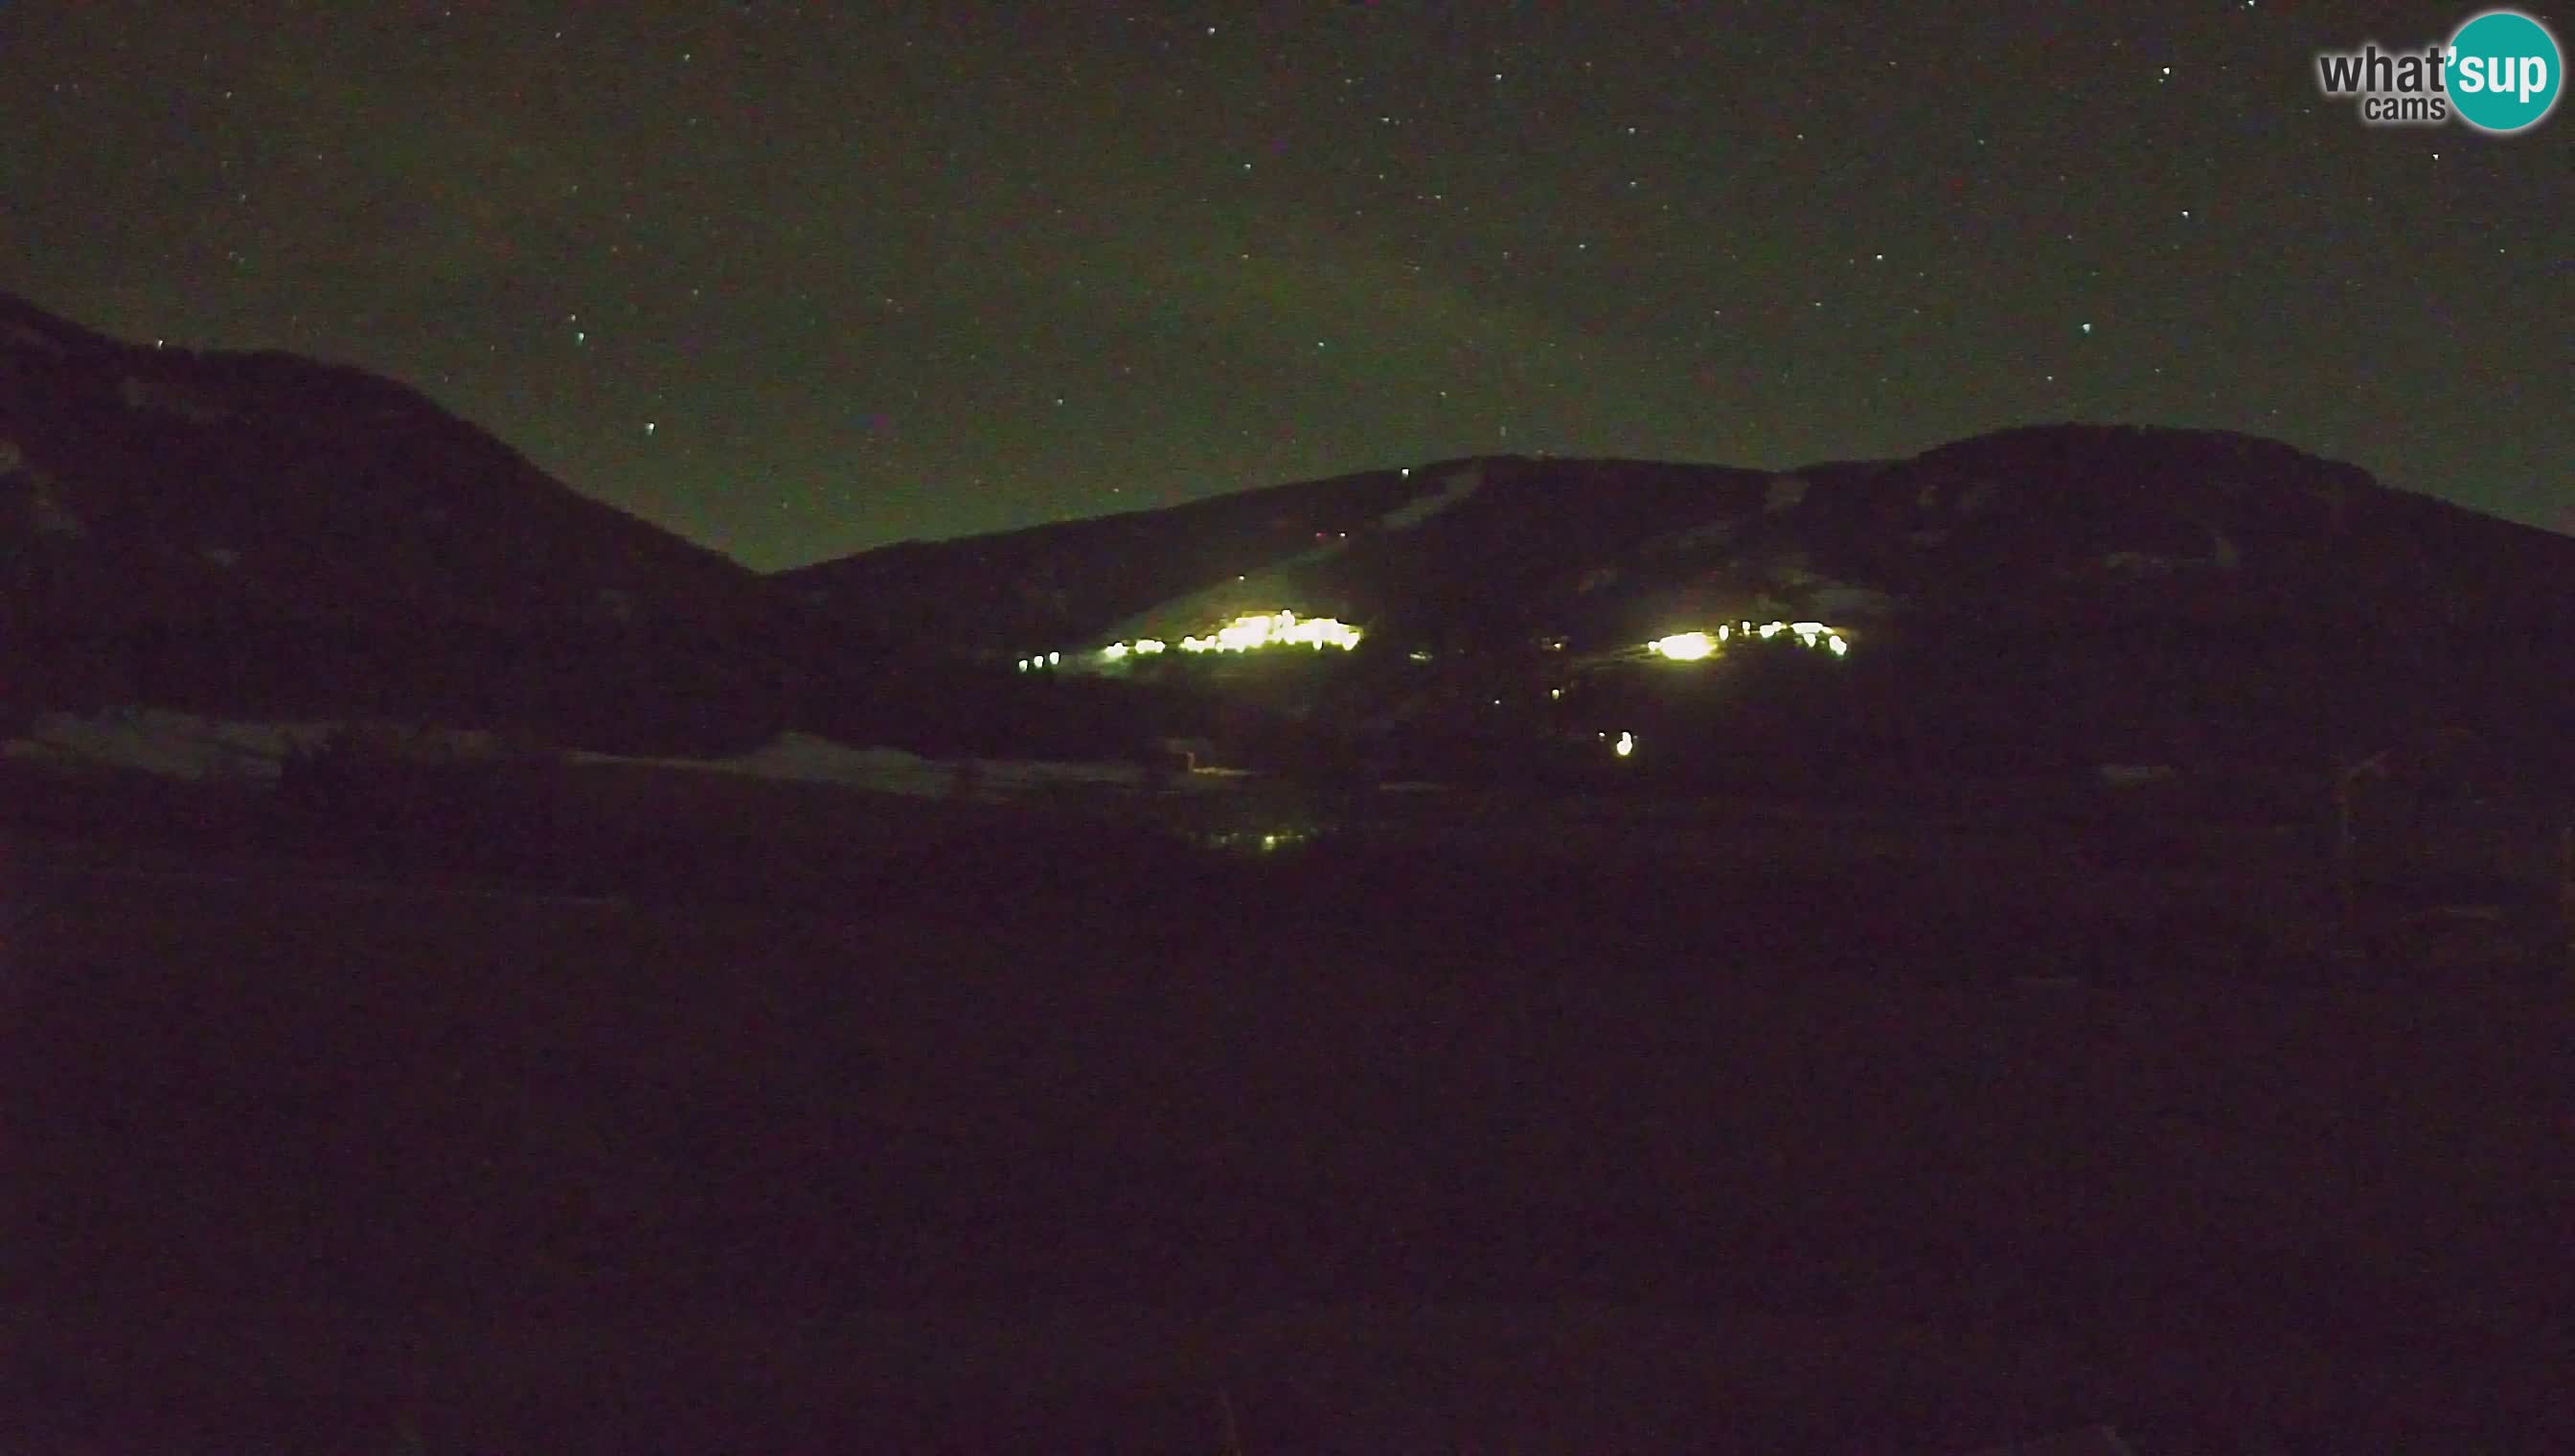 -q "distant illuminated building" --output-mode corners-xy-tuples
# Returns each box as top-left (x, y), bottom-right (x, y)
(1176, 610), (1361, 653)
(1639, 621), (1849, 662)
(1085, 610), (1361, 666)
